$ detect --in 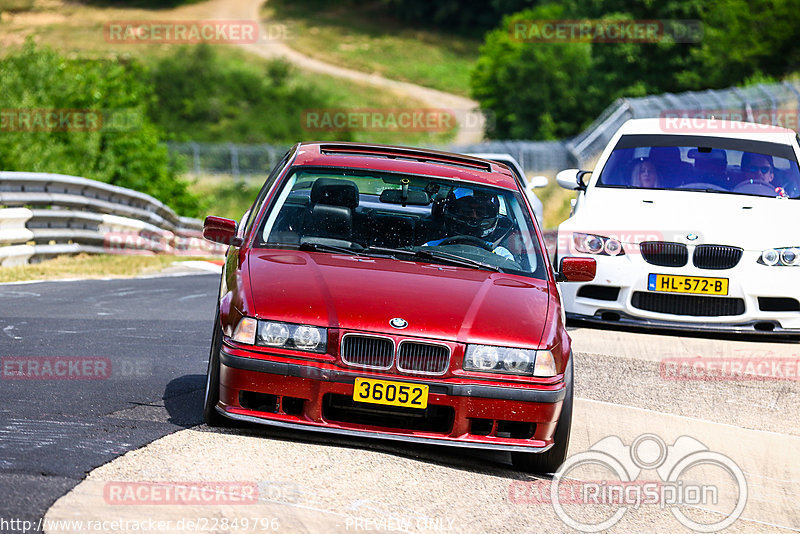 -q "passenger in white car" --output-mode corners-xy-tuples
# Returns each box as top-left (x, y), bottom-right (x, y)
(631, 158), (660, 188)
